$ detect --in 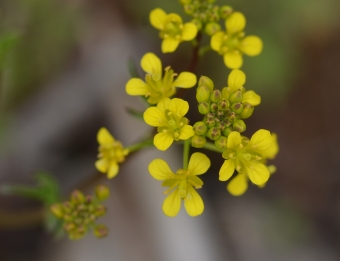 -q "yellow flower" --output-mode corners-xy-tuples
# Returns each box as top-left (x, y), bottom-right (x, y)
(126, 52), (197, 104)
(143, 98), (194, 151)
(219, 129), (272, 185)
(210, 12), (263, 69)
(222, 69), (261, 106)
(148, 152), (210, 217)
(150, 8), (198, 53)
(95, 128), (129, 179)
